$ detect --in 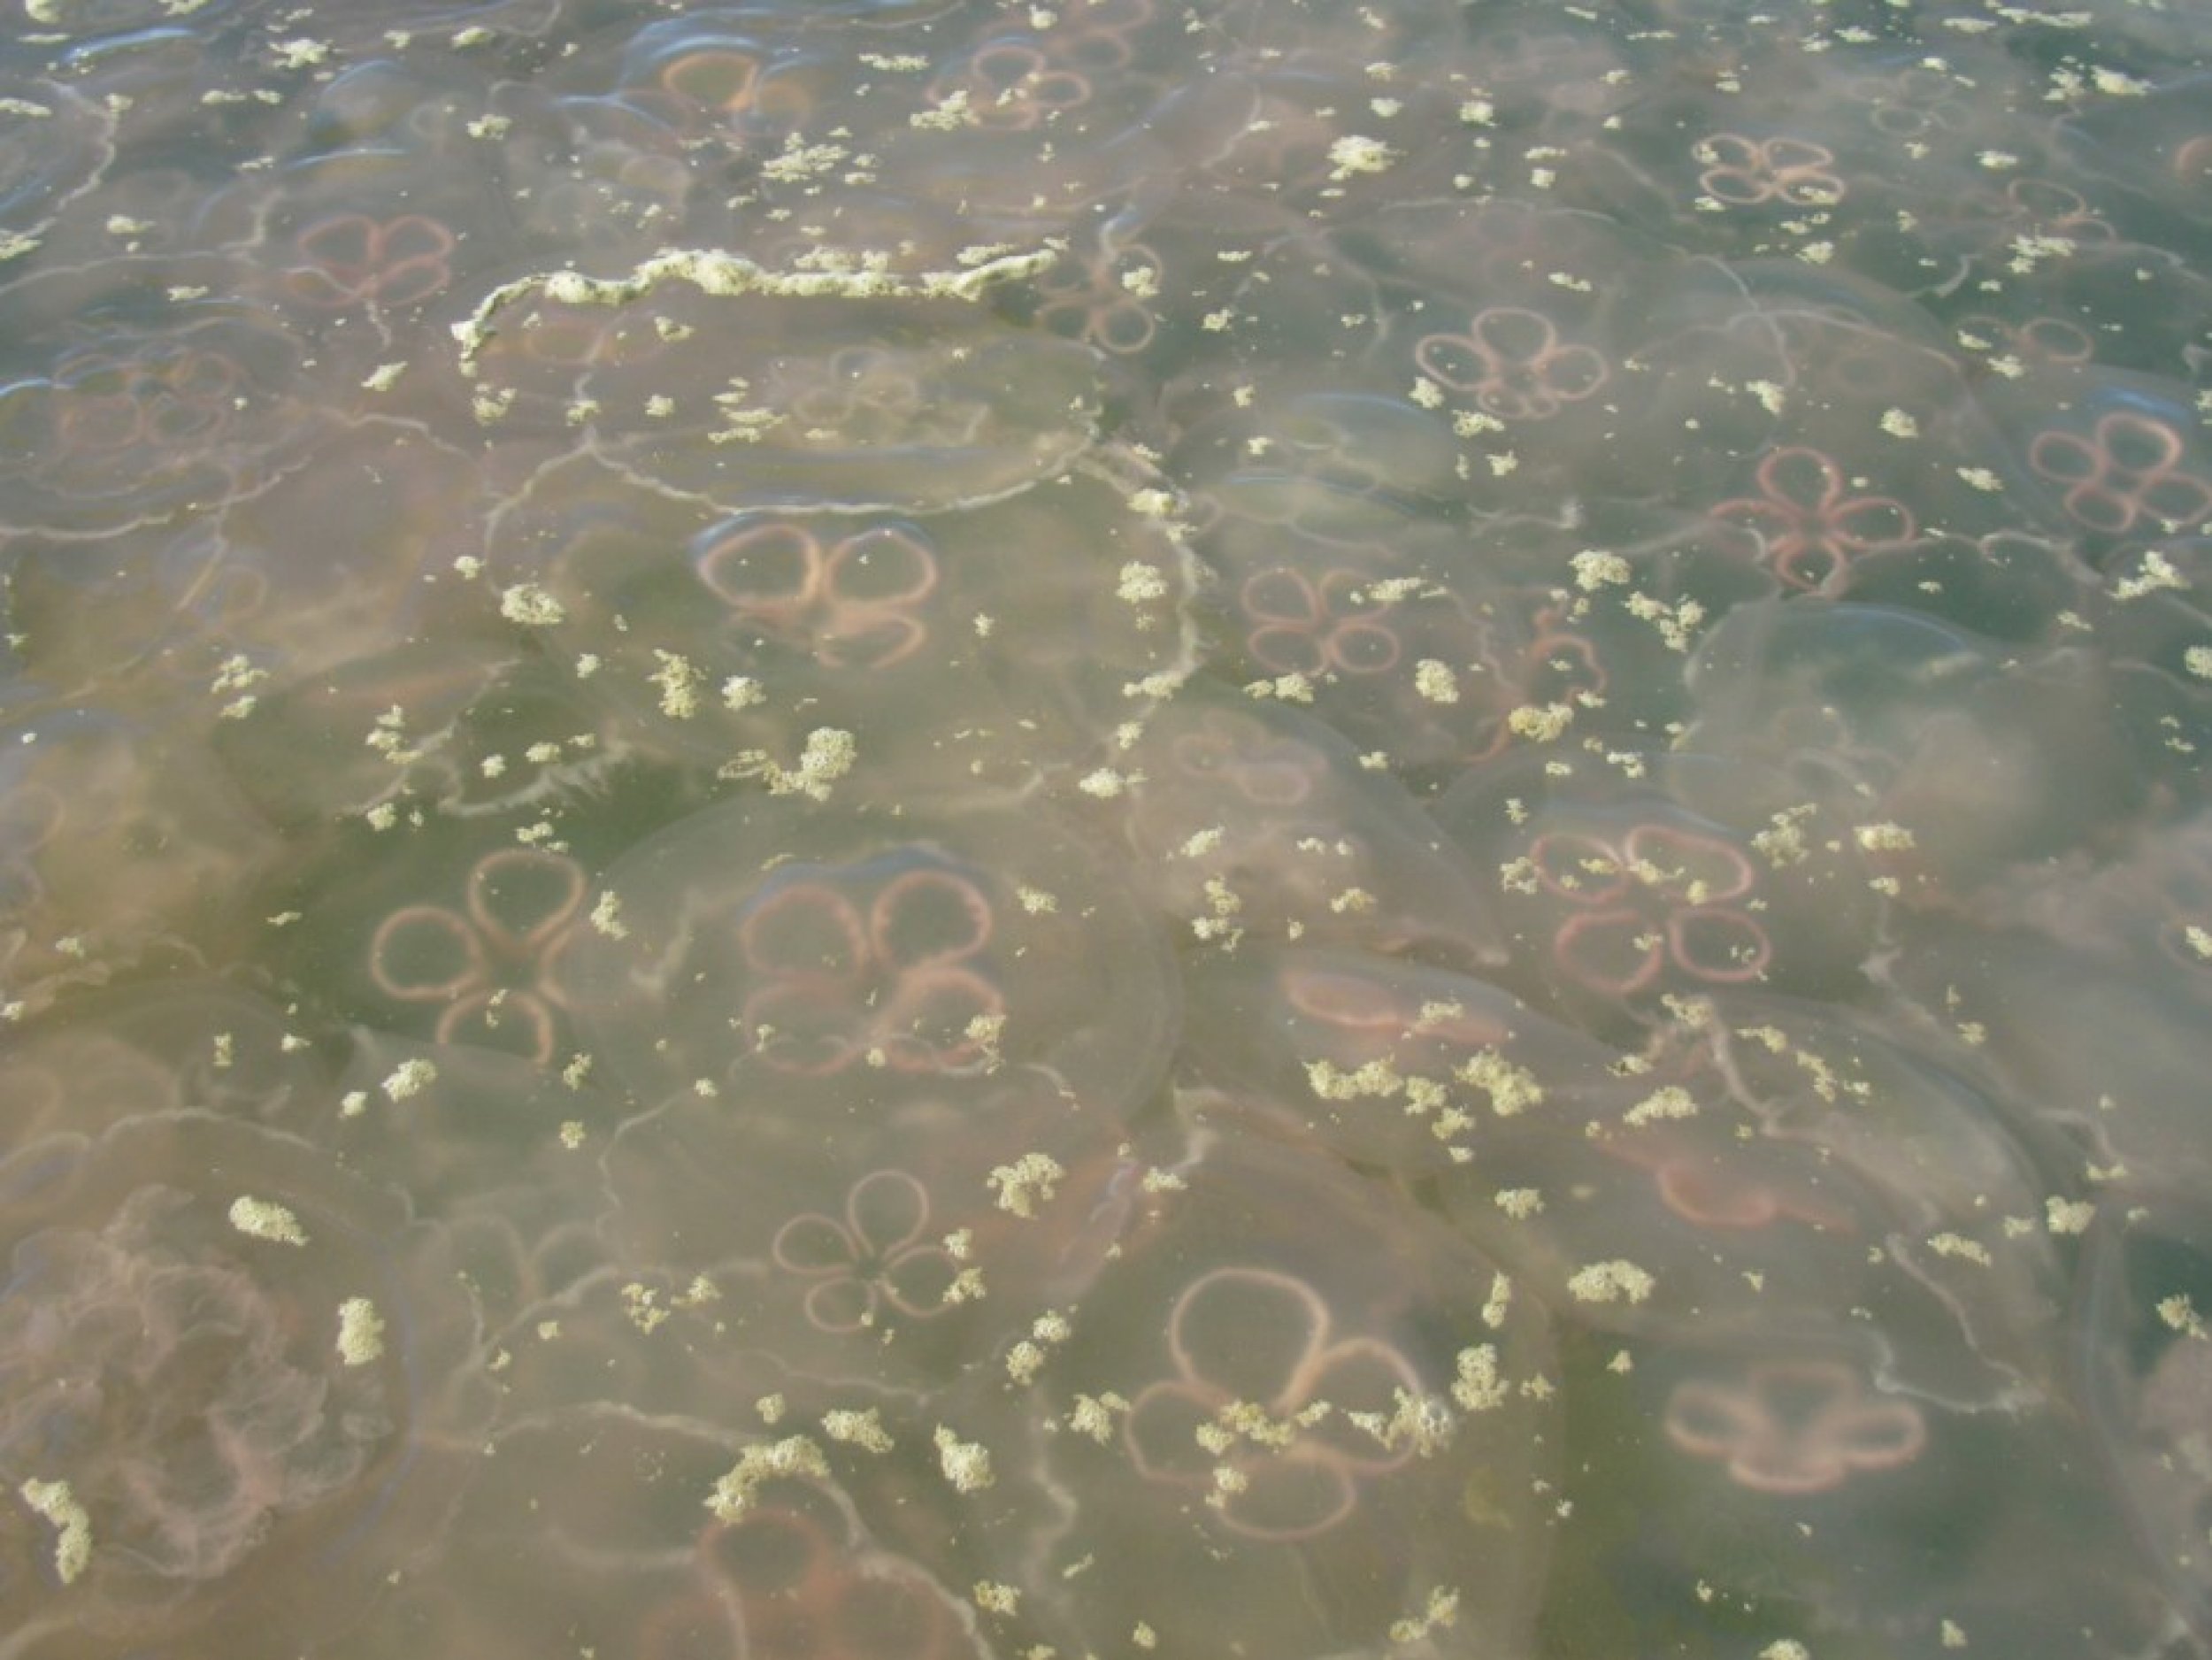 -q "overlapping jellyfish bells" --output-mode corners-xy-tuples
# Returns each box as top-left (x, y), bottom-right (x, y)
(565, 788), (1178, 1383)
(464, 256), (1199, 797)
(2074, 1189), (2212, 1650)
(1428, 992), (2114, 1653)
(1189, 500), (1695, 790)
(1202, 196), (1772, 520)
(1434, 759), (1881, 1040)
(1069, 679), (1505, 972)
(0, 985), (494, 1660)
(479, 454), (1199, 800)
(333, 1391), (1000, 1660)
(451, 256), (1102, 511)
(408, 787), (1184, 1660)
(0, 242), (590, 836)
(1014, 699), (1571, 1654)
(0, 254), (319, 544)
(949, 1128), (1560, 1660)
(1673, 596), (2153, 908)
(0, 708), (275, 1020)
(318, 1024), (627, 1354)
